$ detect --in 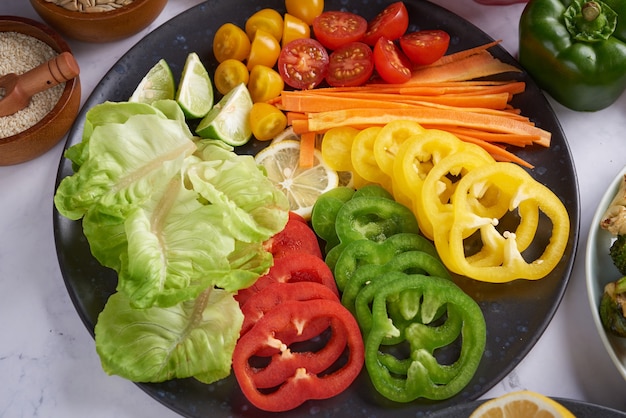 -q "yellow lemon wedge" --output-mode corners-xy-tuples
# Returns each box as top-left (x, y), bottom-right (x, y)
(254, 139), (339, 219)
(469, 390), (577, 418)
